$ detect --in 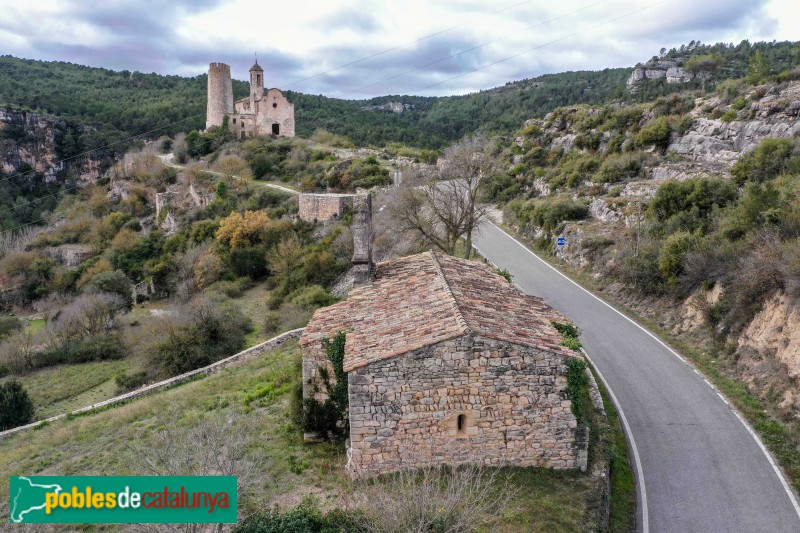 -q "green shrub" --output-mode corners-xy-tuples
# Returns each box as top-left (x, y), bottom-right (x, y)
(634, 116), (671, 149)
(115, 370), (148, 392)
(84, 270), (134, 309)
(508, 196), (589, 232)
(648, 177), (738, 235)
(552, 321), (582, 352)
(208, 278), (249, 298)
(152, 298), (252, 376)
(494, 268), (513, 283)
(0, 379), (35, 430)
(565, 358), (590, 424)
(731, 97), (748, 111)
(288, 285), (338, 310)
(731, 138), (799, 185)
(41, 335), (127, 365)
(658, 231), (699, 285)
(302, 331), (348, 440)
(233, 505), (360, 533)
(720, 110), (738, 123)
(594, 153), (643, 183)
(0, 316), (23, 339)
